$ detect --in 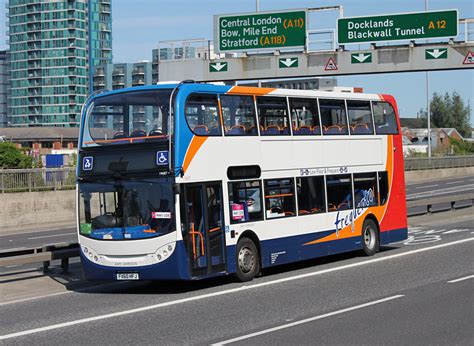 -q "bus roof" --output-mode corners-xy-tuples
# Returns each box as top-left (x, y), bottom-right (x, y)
(90, 83), (384, 102)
